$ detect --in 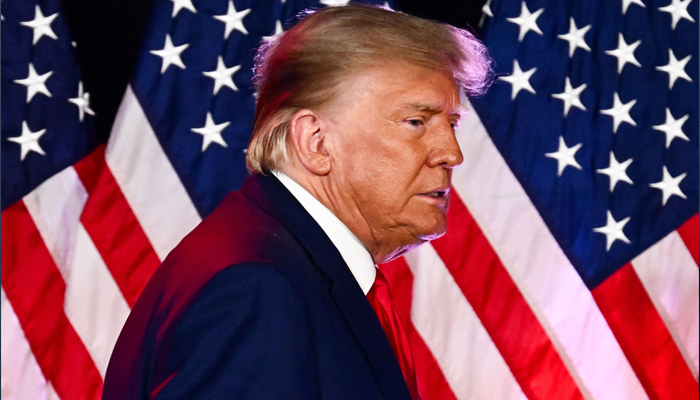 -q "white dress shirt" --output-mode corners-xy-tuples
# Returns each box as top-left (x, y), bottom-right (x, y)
(273, 171), (376, 295)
